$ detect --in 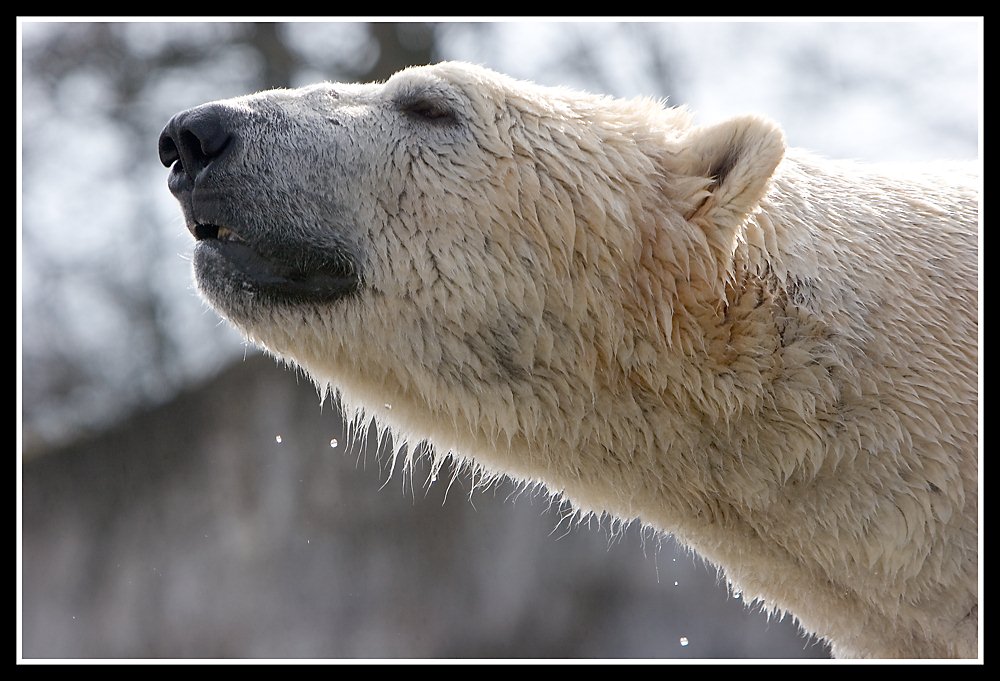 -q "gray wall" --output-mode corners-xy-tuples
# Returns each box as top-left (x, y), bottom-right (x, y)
(22, 356), (829, 659)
